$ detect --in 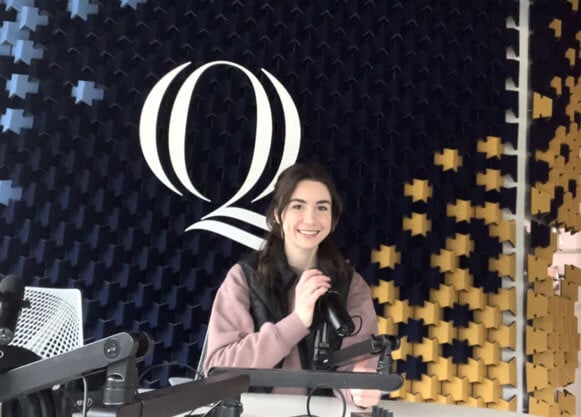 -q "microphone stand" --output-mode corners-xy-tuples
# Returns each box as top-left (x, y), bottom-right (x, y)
(0, 332), (147, 402)
(312, 322), (330, 370)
